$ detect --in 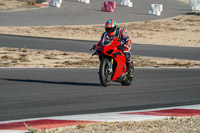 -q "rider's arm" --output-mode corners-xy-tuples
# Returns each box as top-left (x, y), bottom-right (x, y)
(121, 29), (132, 49)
